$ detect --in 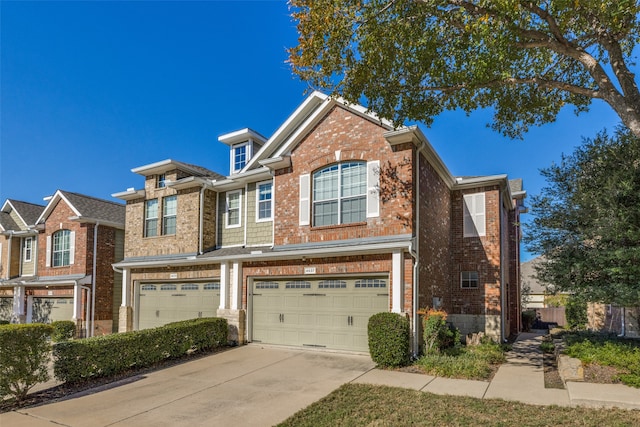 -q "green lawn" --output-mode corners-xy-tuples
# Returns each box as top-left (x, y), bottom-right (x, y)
(277, 384), (640, 427)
